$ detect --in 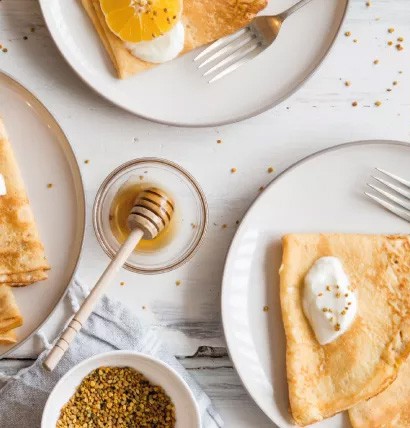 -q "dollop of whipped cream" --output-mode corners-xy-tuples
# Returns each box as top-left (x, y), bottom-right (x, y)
(125, 21), (185, 63)
(303, 257), (357, 345)
(0, 174), (7, 196)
